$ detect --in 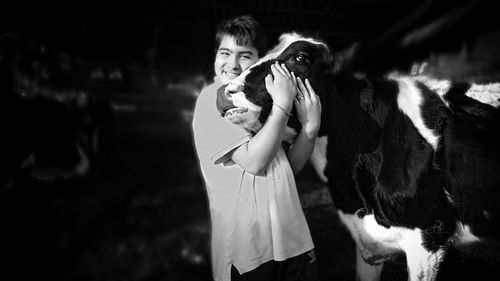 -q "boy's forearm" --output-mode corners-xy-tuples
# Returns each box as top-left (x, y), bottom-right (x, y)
(287, 129), (318, 174)
(231, 107), (289, 174)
